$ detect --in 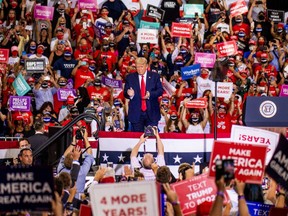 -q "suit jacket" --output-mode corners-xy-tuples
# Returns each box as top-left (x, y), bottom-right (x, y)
(28, 133), (49, 165)
(124, 71), (163, 123)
